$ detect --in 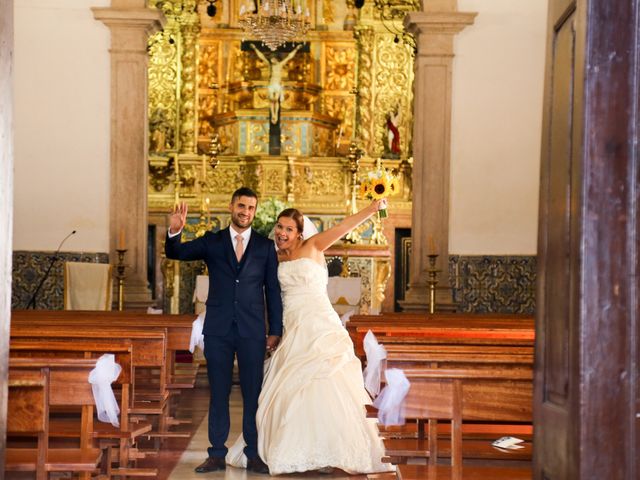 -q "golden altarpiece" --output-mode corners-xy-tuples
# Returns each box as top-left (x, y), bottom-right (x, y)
(146, 0), (418, 314)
